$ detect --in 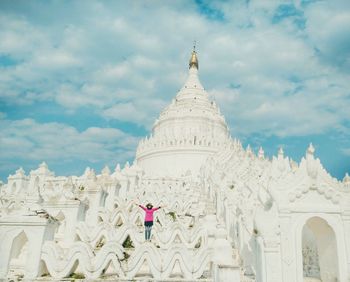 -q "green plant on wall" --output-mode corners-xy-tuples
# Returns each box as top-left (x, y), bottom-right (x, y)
(156, 217), (162, 227)
(95, 236), (106, 249)
(194, 237), (201, 248)
(120, 251), (130, 261)
(122, 235), (134, 249)
(68, 272), (85, 279)
(167, 211), (176, 221)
